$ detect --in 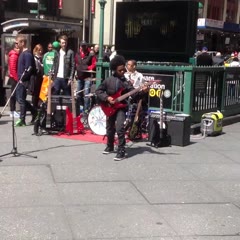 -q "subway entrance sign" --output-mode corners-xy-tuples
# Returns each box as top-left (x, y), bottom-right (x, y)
(142, 73), (173, 110)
